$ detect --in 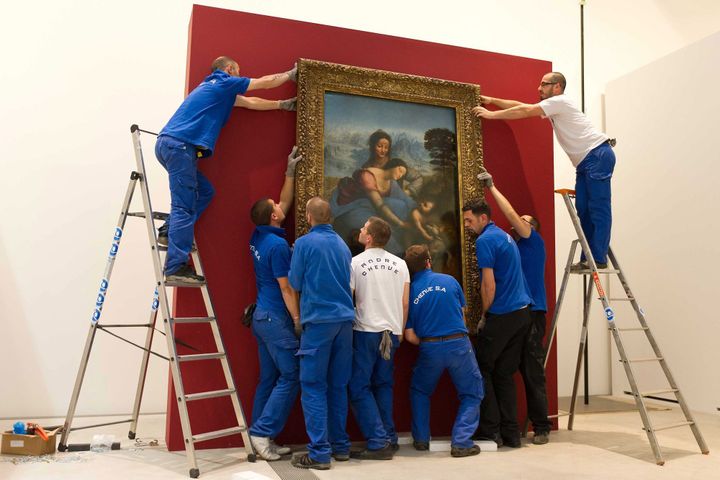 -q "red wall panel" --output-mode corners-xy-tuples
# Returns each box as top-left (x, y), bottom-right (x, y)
(165, 4), (557, 451)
